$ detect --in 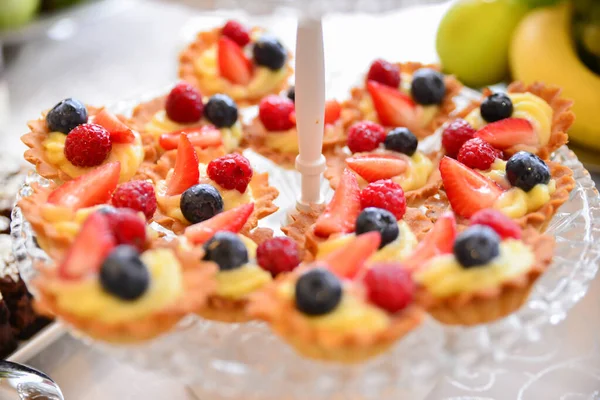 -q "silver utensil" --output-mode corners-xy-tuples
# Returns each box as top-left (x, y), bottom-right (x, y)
(0, 360), (63, 400)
